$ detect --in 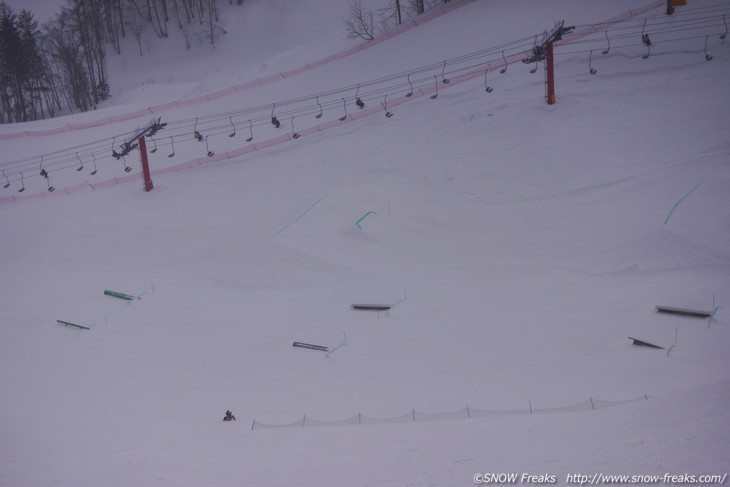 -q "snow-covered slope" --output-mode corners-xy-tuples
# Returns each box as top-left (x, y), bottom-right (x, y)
(1, 1), (729, 486)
